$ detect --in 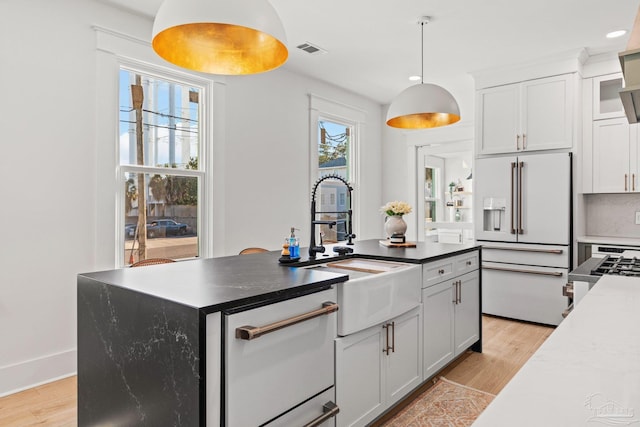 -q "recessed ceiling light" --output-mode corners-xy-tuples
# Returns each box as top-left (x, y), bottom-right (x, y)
(409, 75), (421, 81)
(606, 30), (627, 39)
